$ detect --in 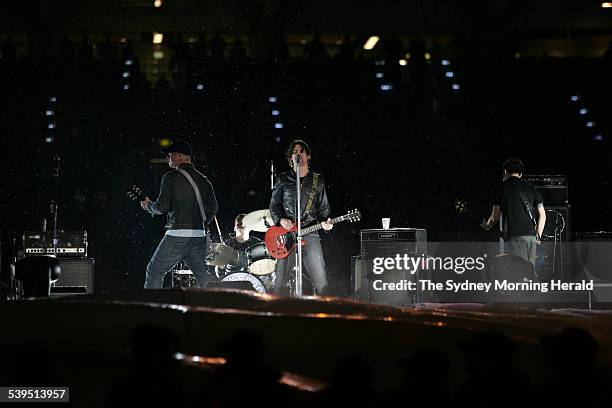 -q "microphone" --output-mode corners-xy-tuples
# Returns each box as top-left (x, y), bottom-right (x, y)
(292, 154), (300, 169)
